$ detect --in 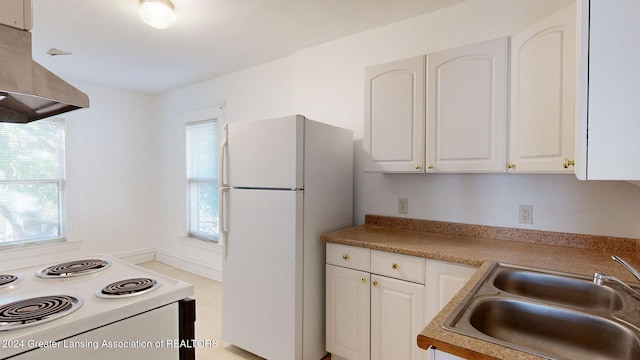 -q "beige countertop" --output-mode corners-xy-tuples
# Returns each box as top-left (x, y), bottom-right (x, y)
(321, 215), (640, 360)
